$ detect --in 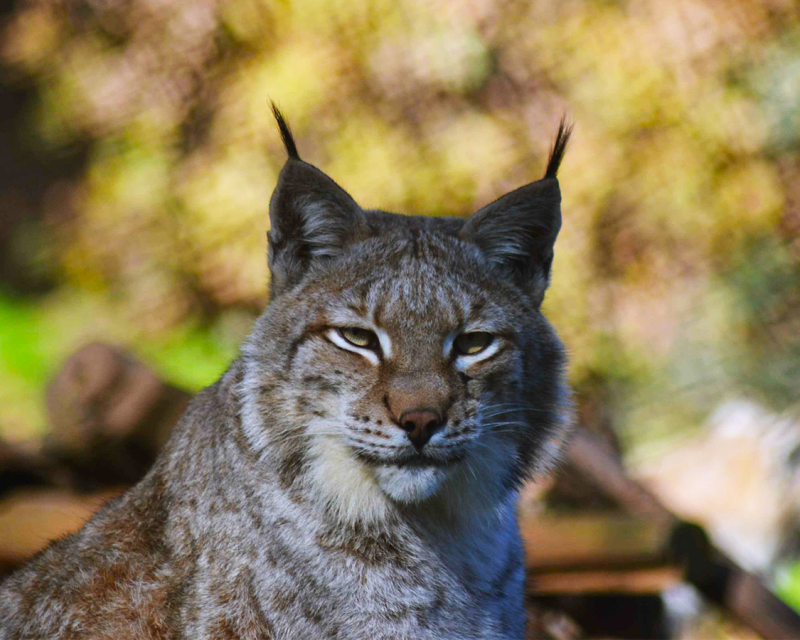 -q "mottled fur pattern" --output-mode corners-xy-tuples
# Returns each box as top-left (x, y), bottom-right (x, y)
(0, 110), (573, 639)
